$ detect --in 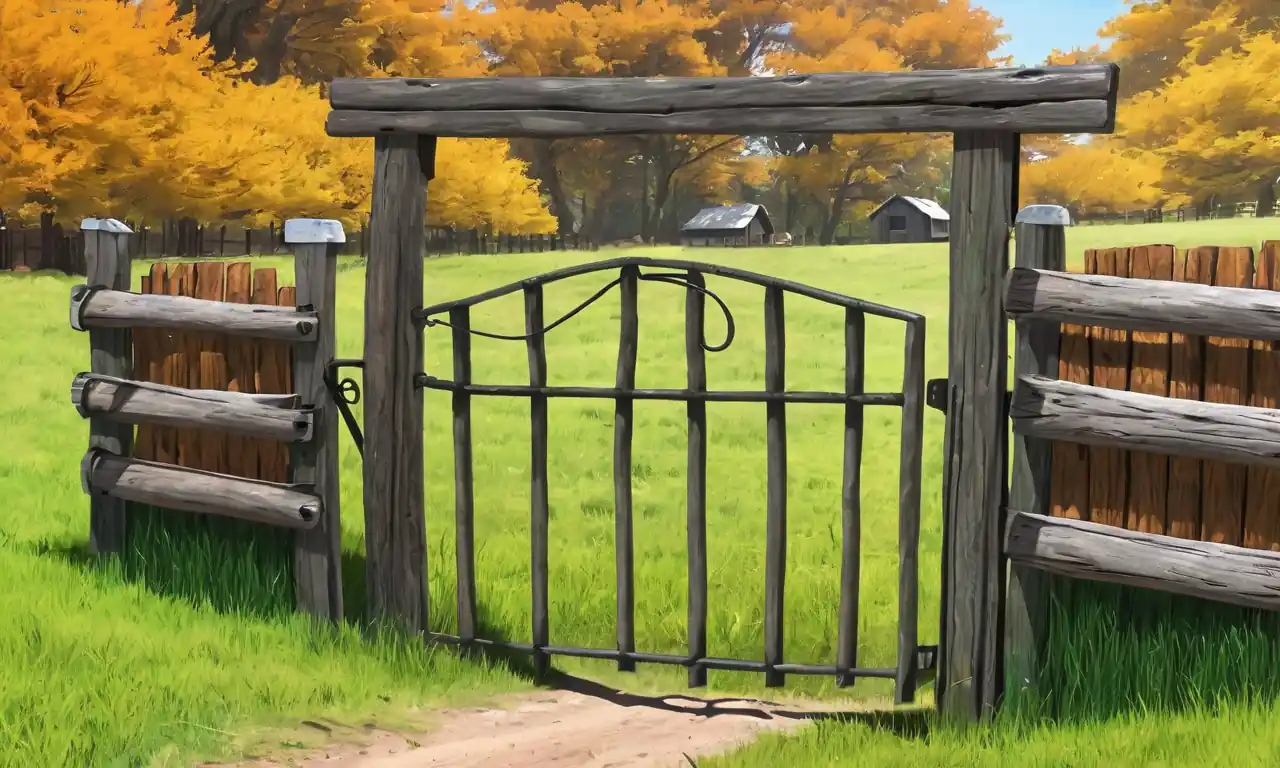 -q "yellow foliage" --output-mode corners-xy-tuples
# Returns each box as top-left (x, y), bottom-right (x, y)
(1020, 141), (1171, 214)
